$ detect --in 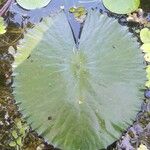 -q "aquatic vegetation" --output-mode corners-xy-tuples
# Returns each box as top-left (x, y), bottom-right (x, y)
(140, 28), (150, 43)
(0, 0), (4, 5)
(16, 0), (52, 10)
(103, 0), (140, 14)
(140, 28), (150, 87)
(69, 6), (87, 22)
(11, 11), (146, 150)
(9, 119), (29, 149)
(138, 144), (148, 150)
(0, 17), (6, 34)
